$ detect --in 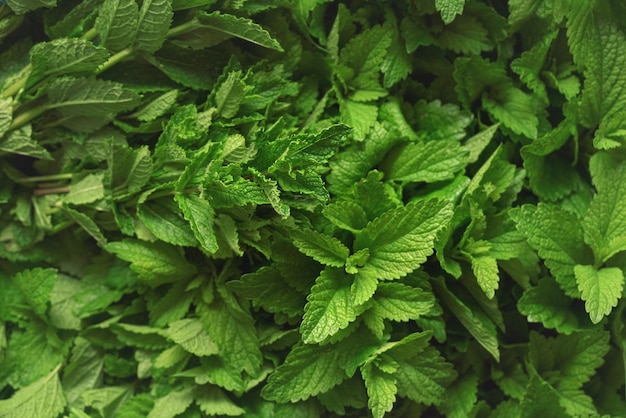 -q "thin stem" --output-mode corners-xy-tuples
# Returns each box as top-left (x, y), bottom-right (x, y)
(167, 17), (199, 38)
(34, 186), (70, 196)
(97, 47), (134, 74)
(9, 104), (47, 131)
(82, 27), (98, 41)
(1, 64), (32, 99)
(16, 173), (73, 184)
